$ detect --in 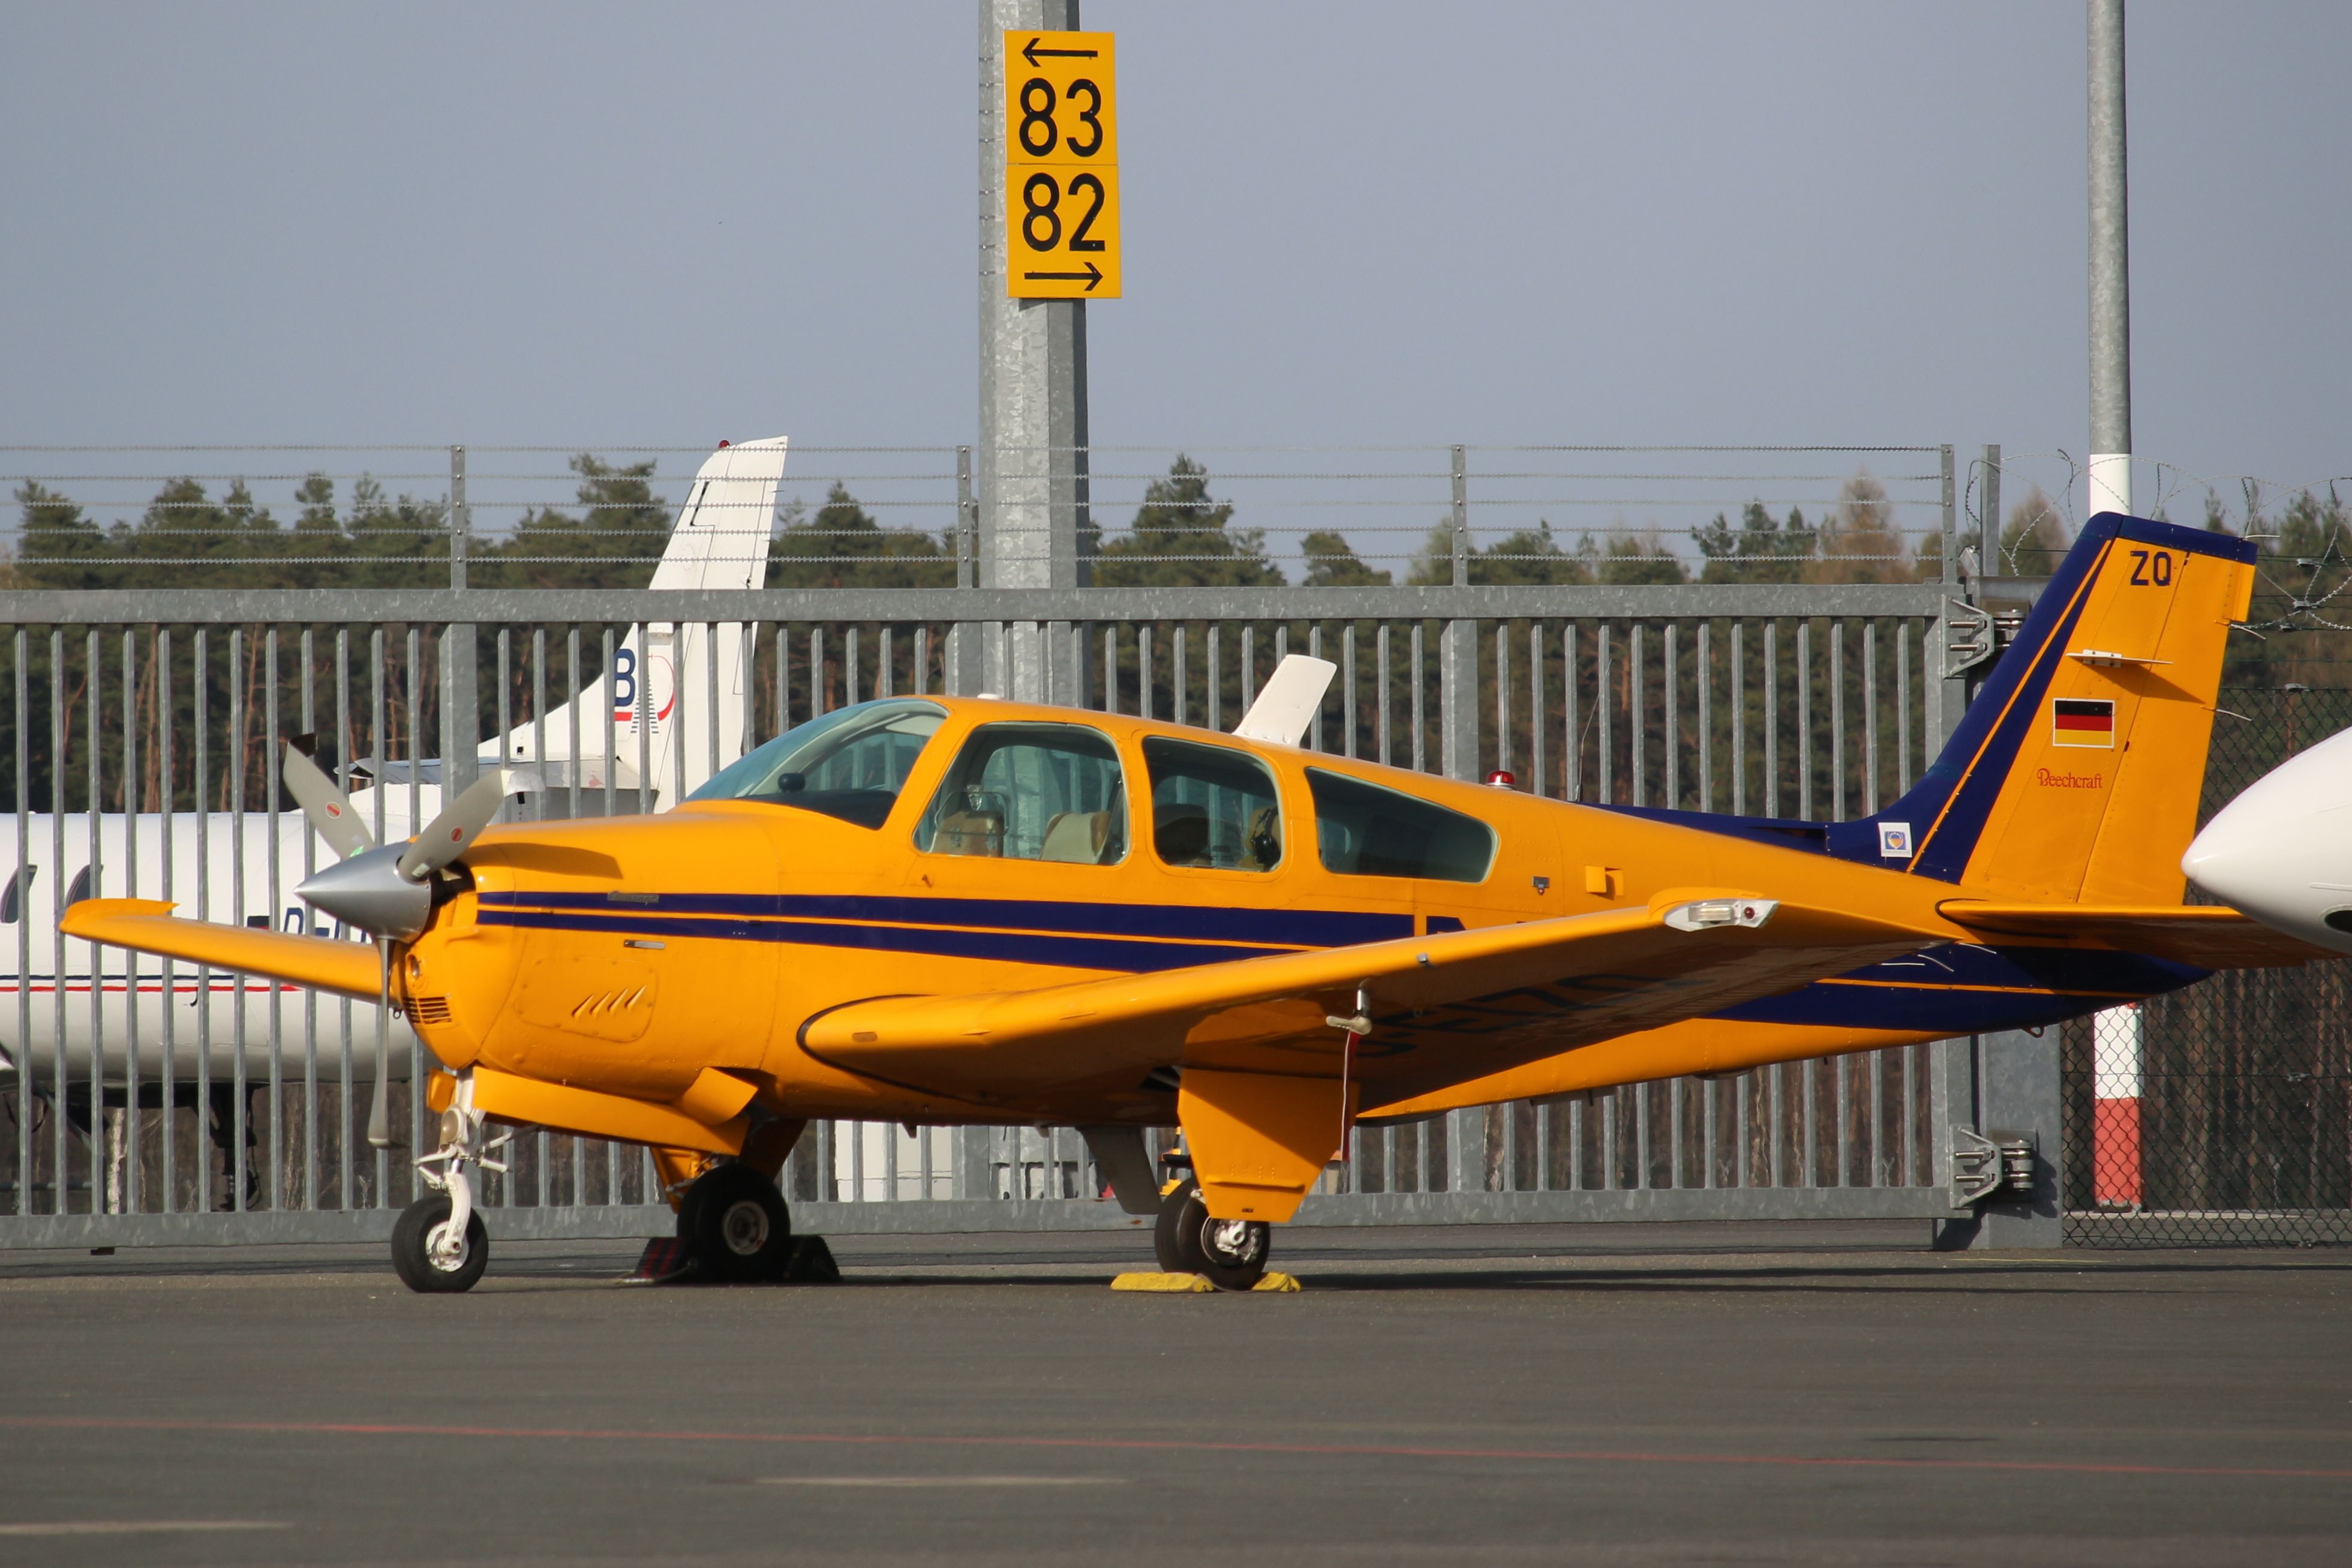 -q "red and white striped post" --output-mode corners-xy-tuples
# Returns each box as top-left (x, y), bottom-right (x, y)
(2091, 1003), (2144, 1206)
